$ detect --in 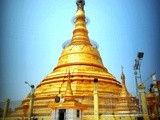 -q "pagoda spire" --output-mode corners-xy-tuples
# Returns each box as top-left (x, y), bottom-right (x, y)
(64, 70), (75, 101)
(114, 70), (138, 114)
(69, 0), (91, 46)
(120, 69), (130, 97)
(120, 66), (127, 94)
